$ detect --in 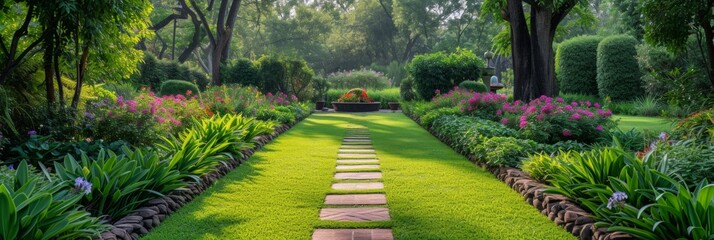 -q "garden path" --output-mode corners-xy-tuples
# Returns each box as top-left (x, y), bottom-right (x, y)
(142, 113), (574, 240)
